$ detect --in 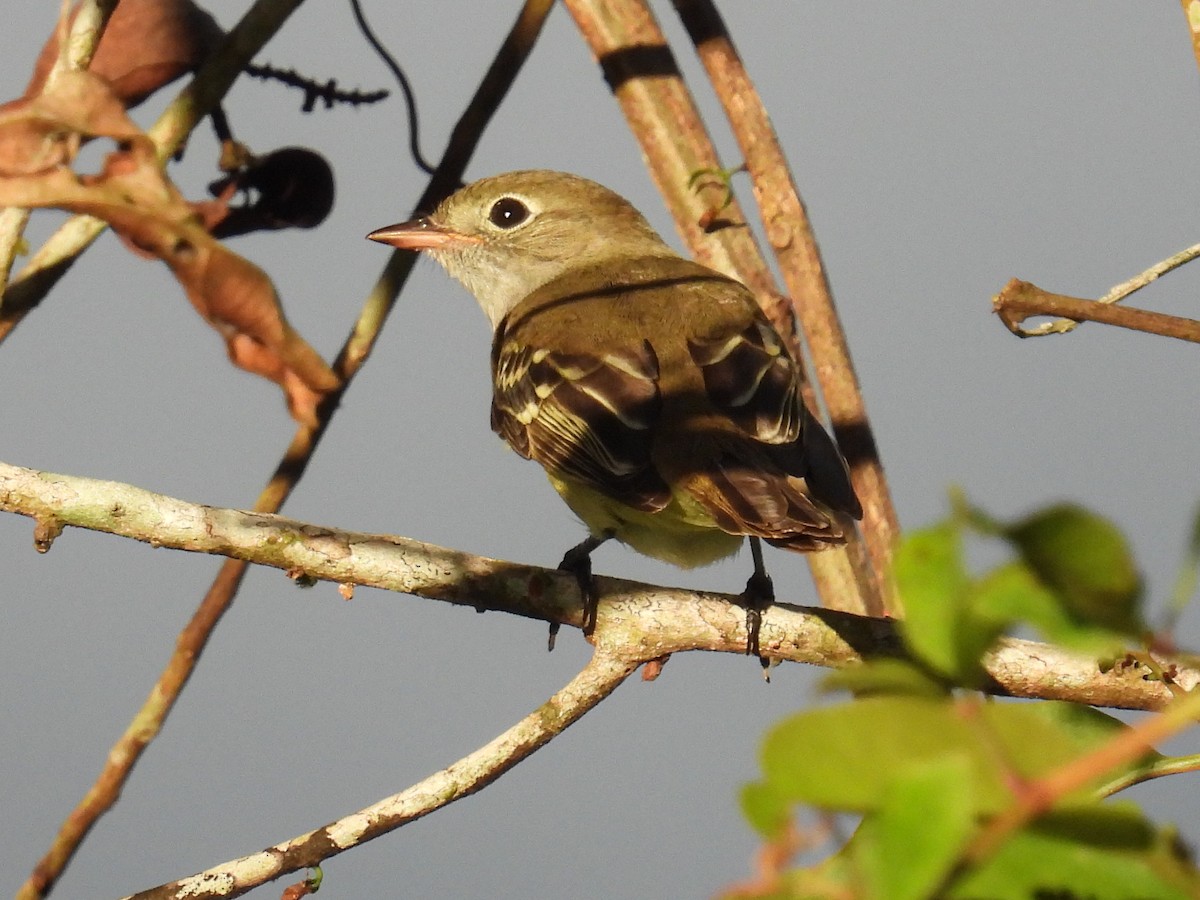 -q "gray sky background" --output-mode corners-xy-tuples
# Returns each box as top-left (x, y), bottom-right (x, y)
(4, 3), (1200, 898)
